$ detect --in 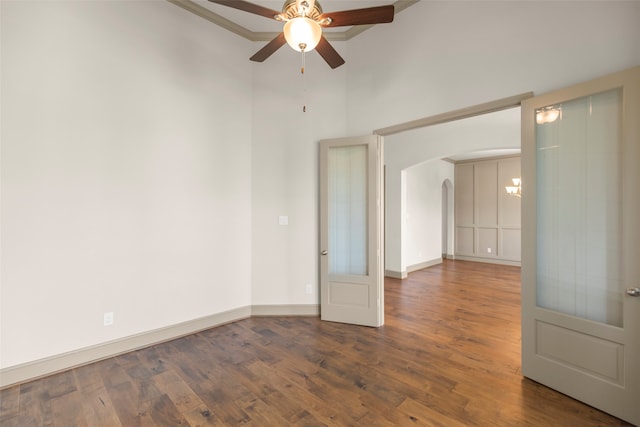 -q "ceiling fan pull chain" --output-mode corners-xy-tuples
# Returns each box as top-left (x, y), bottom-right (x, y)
(301, 50), (307, 112)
